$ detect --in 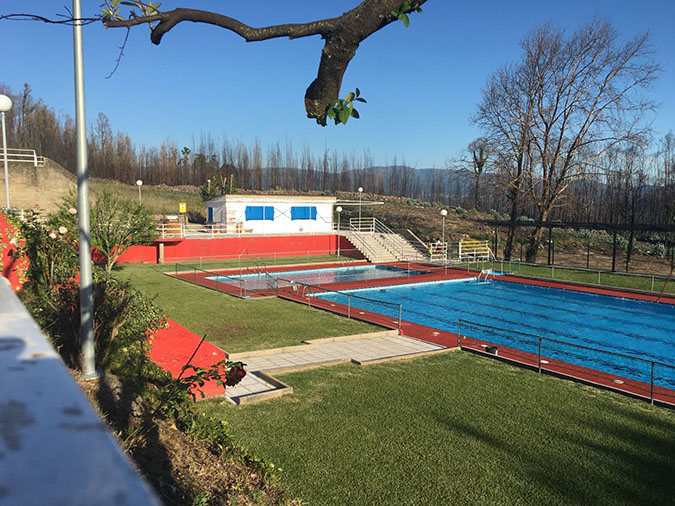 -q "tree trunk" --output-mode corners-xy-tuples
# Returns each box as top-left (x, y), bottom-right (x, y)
(525, 210), (548, 263)
(625, 229), (634, 273)
(503, 205), (519, 260)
